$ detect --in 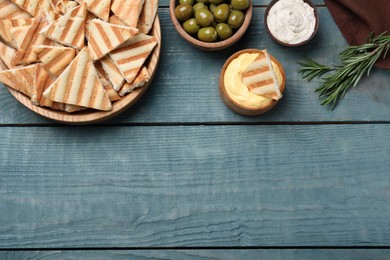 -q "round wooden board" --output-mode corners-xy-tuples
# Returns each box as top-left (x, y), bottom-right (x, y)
(4, 16), (161, 125)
